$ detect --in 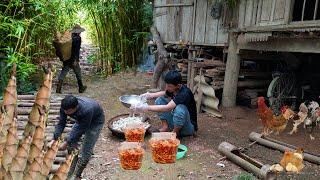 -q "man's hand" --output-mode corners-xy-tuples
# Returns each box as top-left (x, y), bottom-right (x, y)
(59, 141), (68, 151)
(130, 103), (149, 113)
(140, 92), (151, 100)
